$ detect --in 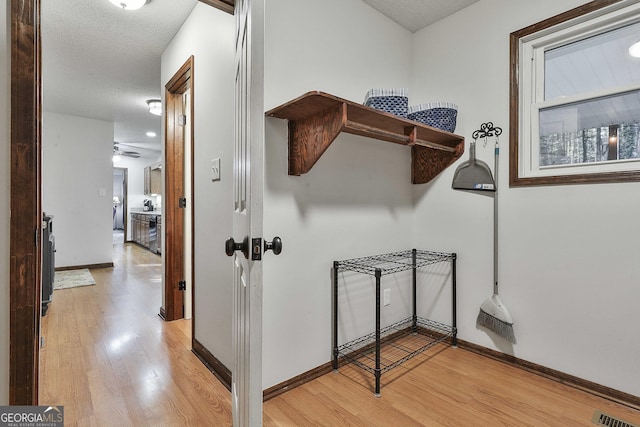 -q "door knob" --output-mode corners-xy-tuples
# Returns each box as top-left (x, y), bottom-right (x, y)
(225, 237), (249, 259)
(263, 237), (282, 255)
